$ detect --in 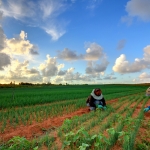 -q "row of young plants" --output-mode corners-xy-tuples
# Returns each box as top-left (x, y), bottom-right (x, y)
(0, 91), (145, 132)
(0, 133), (56, 150)
(0, 85), (146, 109)
(105, 95), (148, 150)
(57, 94), (148, 150)
(0, 94), (148, 150)
(0, 98), (86, 133)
